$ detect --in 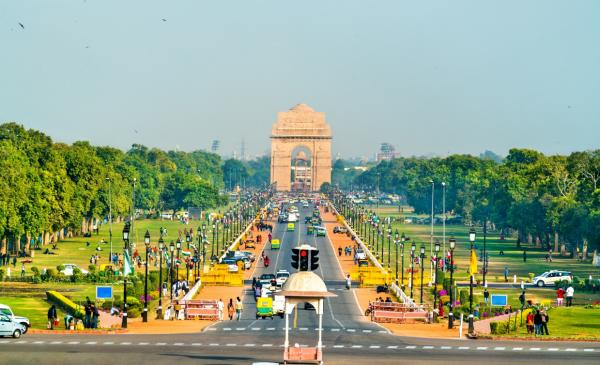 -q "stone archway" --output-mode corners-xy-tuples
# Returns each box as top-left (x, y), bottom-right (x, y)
(270, 104), (332, 192)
